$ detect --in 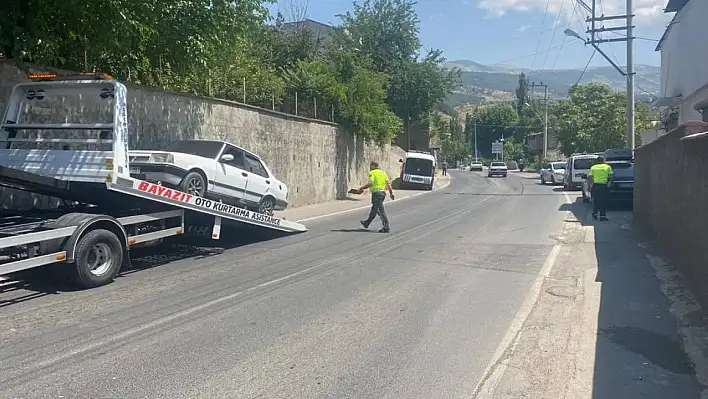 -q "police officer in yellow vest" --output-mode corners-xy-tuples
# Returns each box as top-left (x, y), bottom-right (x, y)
(356, 161), (394, 233)
(588, 156), (613, 221)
